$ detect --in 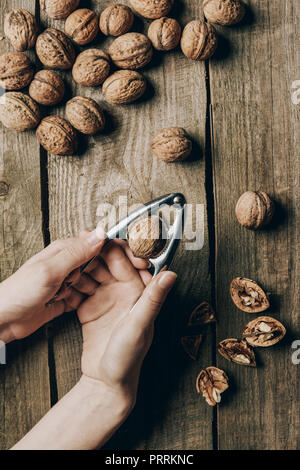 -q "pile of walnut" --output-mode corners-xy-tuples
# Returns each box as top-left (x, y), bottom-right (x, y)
(182, 278), (286, 406)
(0, 0), (245, 156)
